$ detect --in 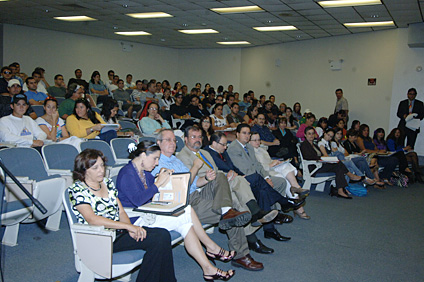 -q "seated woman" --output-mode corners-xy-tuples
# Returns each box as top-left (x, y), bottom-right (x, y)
(66, 98), (117, 144)
(88, 70), (109, 106)
(386, 128), (423, 183)
(296, 112), (317, 141)
(315, 117), (328, 138)
(116, 141), (235, 282)
(69, 149), (176, 282)
(139, 102), (171, 135)
(278, 103), (287, 117)
(272, 117), (299, 164)
(332, 128), (385, 187)
(350, 120), (361, 133)
(36, 97), (82, 148)
(0, 93), (46, 148)
(200, 115), (214, 148)
(373, 128), (413, 177)
(210, 104), (235, 141)
(292, 102), (302, 121)
(300, 126), (362, 199)
(243, 105), (258, 126)
(356, 124), (399, 184)
(101, 99), (135, 137)
(249, 132), (310, 219)
(335, 119), (347, 139)
(284, 107), (298, 131)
